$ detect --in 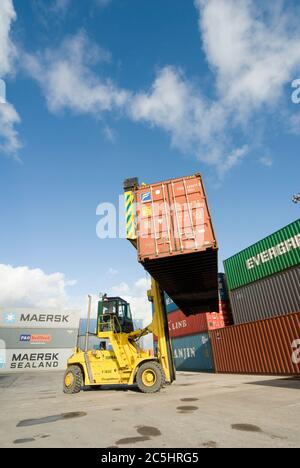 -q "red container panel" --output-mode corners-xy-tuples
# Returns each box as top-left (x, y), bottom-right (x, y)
(136, 175), (216, 260)
(167, 310), (209, 338)
(154, 301), (232, 339)
(134, 174), (218, 316)
(210, 312), (300, 376)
